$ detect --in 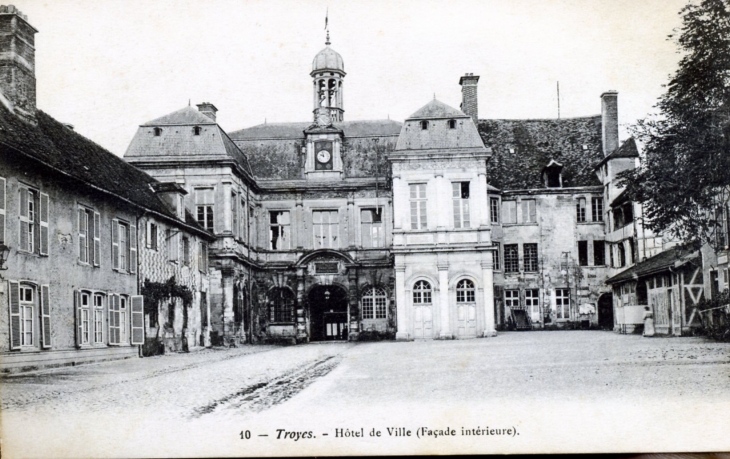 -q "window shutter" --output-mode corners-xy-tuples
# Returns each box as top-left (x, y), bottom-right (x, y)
(8, 281), (20, 350)
(39, 193), (49, 256)
(19, 187), (29, 251)
(93, 212), (101, 266)
(530, 201), (537, 222)
(129, 223), (137, 273)
(130, 295), (144, 345)
(0, 177), (6, 244)
(78, 209), (87, 263)
(74, 290), (82, 347)
(107, 293), (117, 345)
(111, 219), (119, 270)
(40, 284), (51, 349)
